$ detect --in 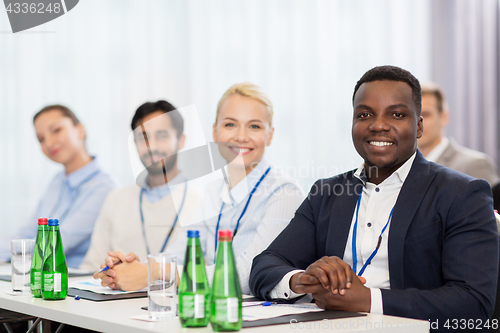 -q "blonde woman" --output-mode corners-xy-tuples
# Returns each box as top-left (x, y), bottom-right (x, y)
(96, 83), (304, 294)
